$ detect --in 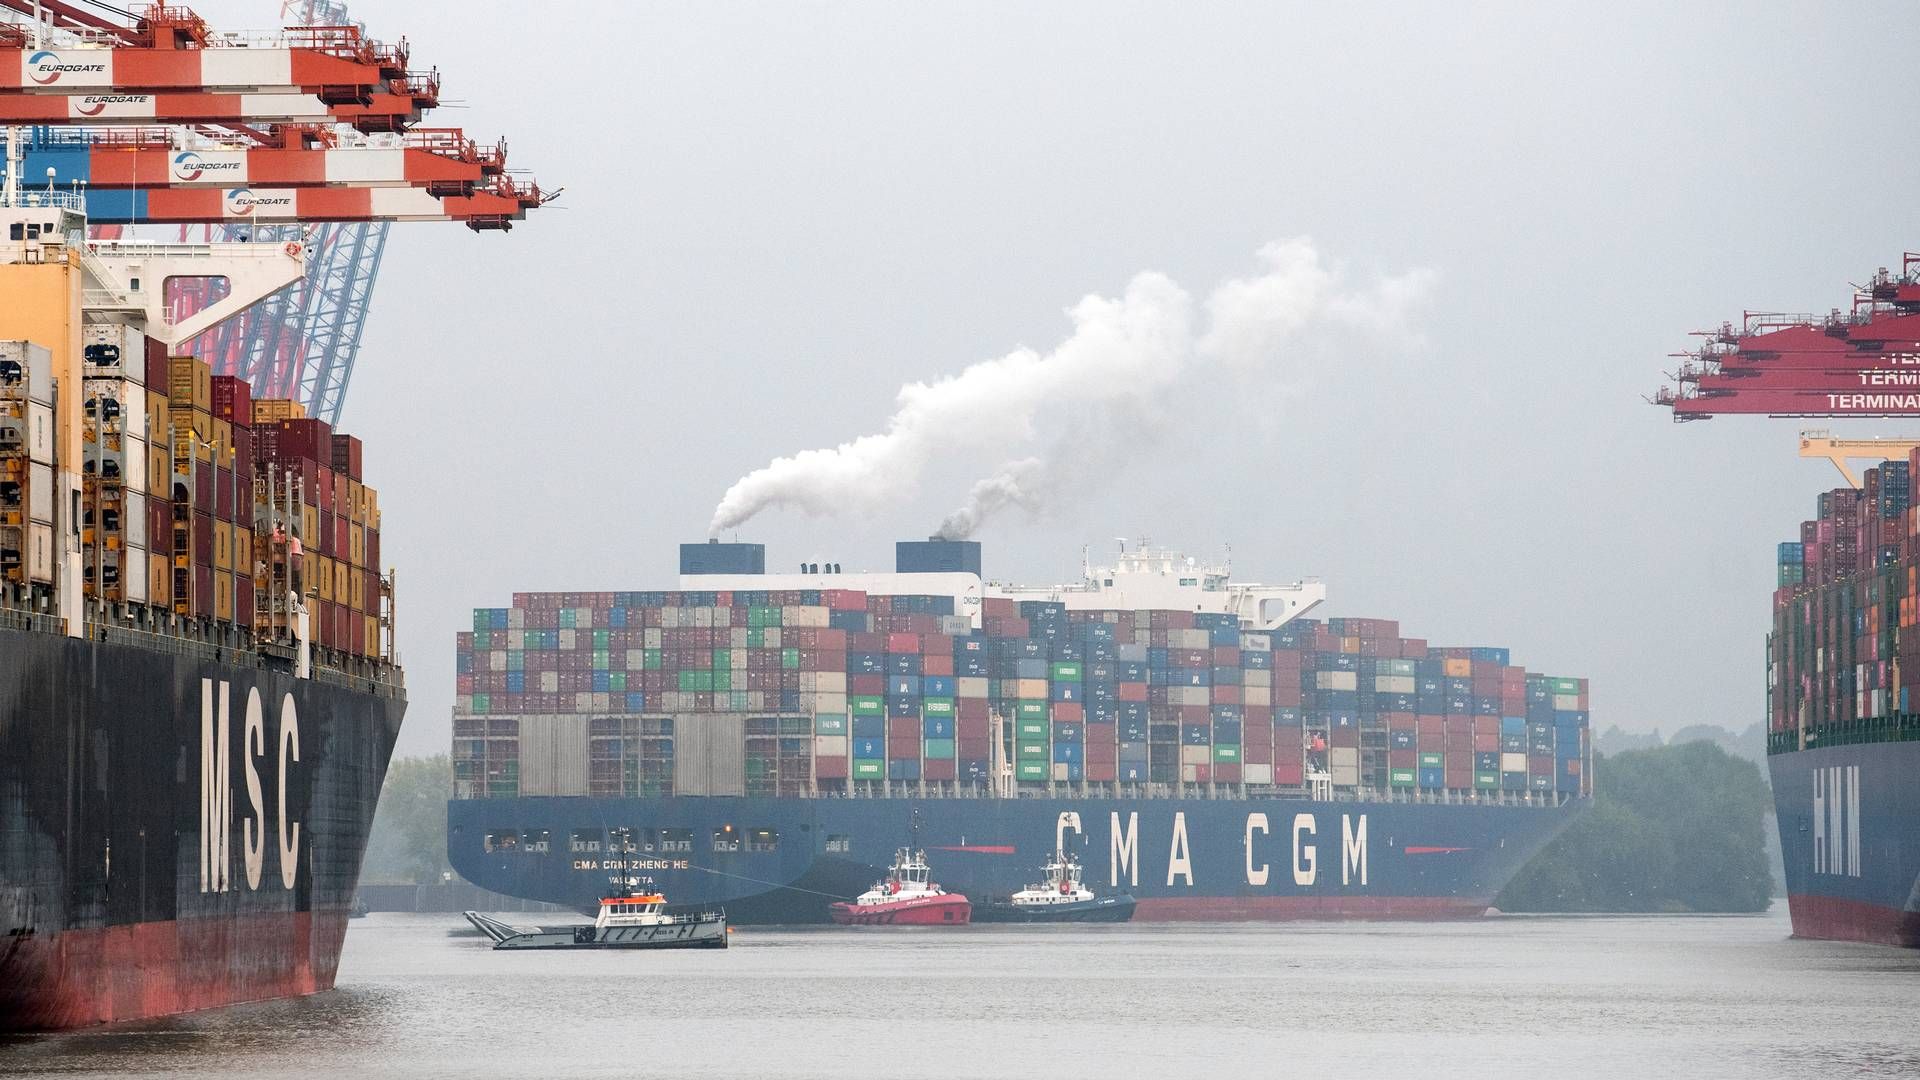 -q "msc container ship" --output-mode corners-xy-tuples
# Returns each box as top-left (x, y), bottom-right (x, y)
(0, 194), (404, 1029)
(448, 539), (1592, 922)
